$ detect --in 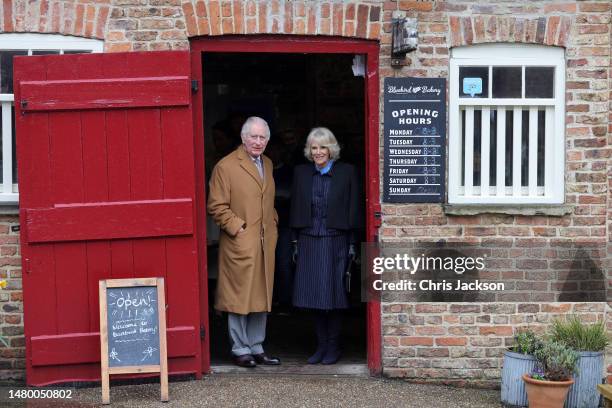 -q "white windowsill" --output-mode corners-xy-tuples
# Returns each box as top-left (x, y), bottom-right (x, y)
(443, 204), (573, 217)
